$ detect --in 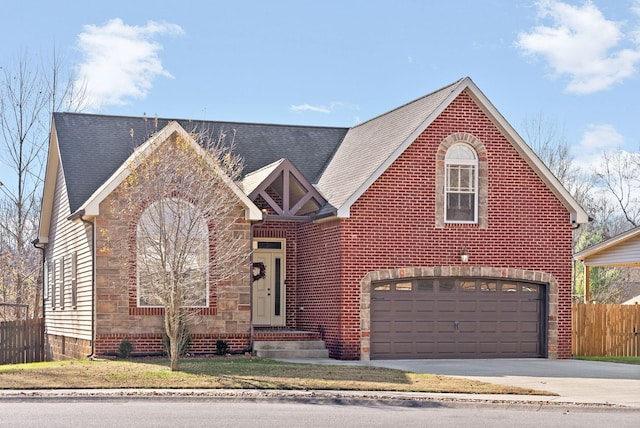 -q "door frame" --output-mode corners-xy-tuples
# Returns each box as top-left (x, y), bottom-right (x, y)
(252, 238), (286, 326)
